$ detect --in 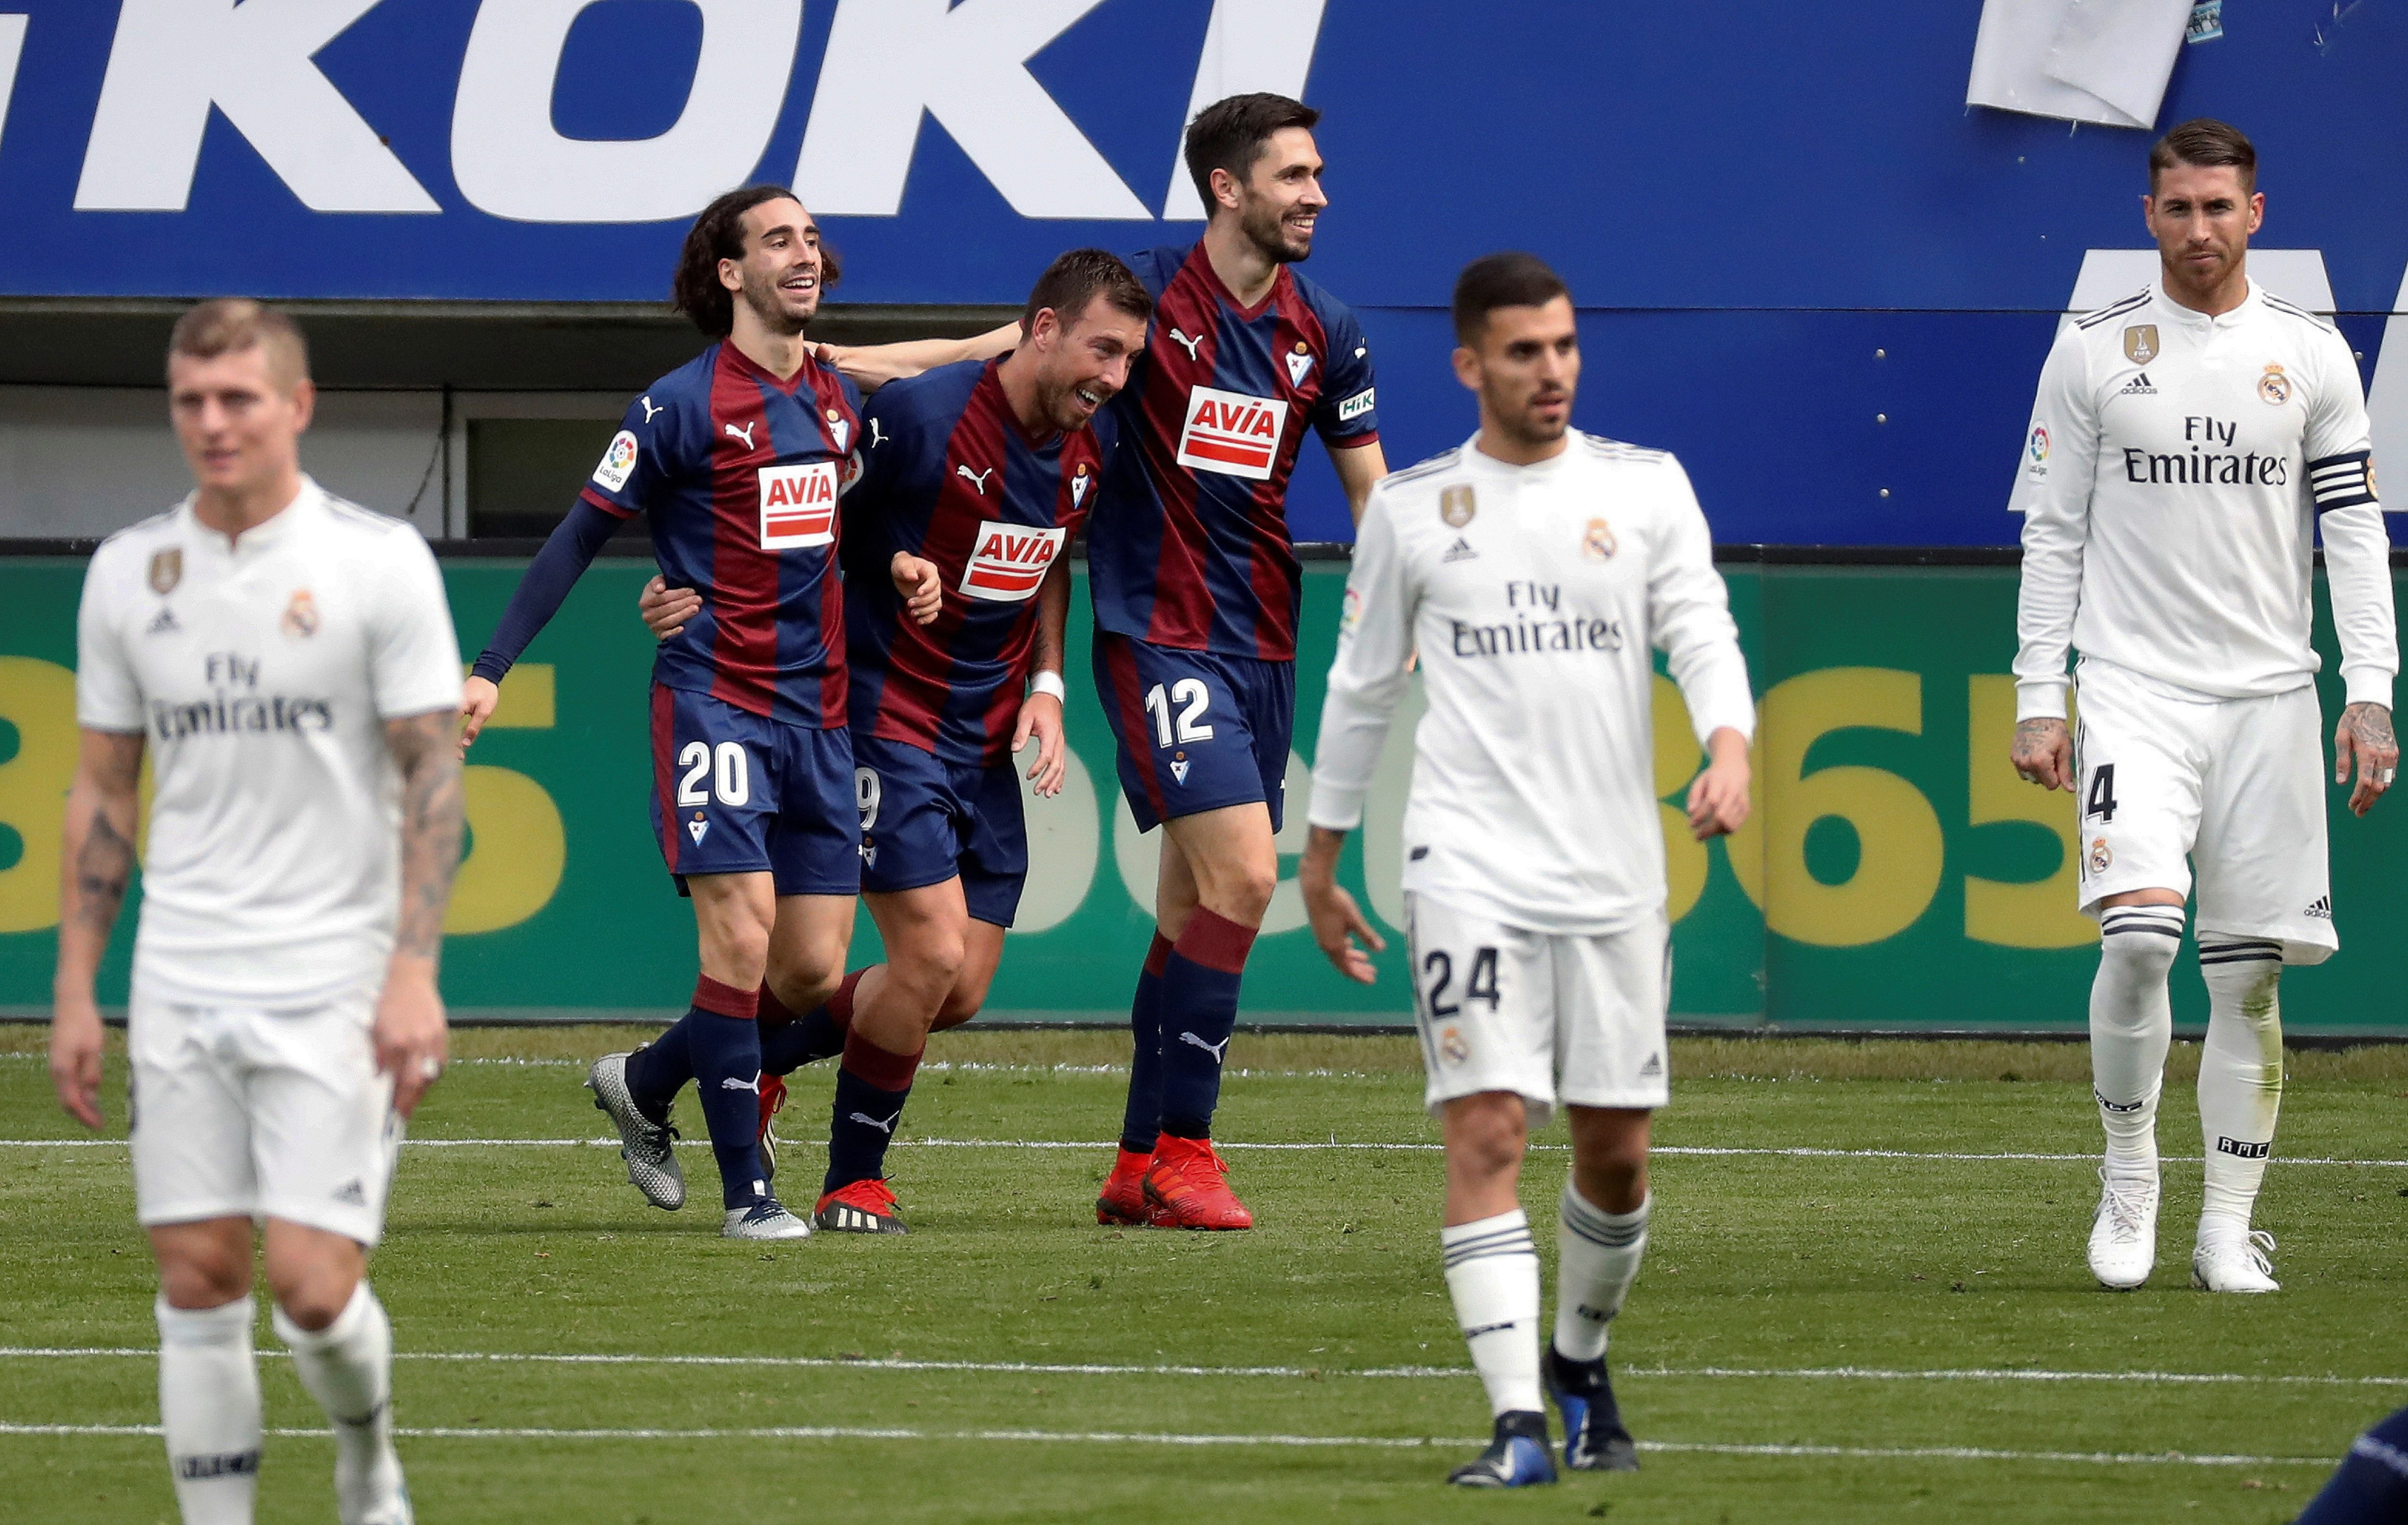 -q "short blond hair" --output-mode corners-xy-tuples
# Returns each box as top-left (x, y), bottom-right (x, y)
(167, 298), (310, 389)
